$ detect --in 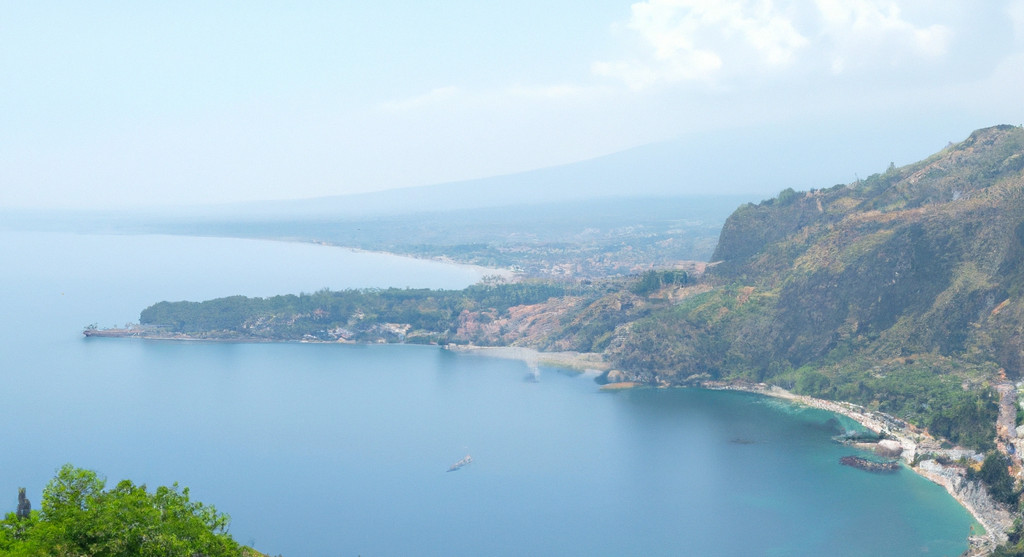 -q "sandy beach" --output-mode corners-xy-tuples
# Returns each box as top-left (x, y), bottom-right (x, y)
(442, 344), (611, 373)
